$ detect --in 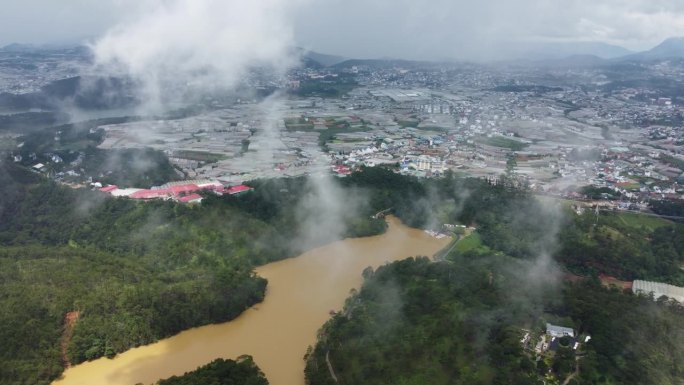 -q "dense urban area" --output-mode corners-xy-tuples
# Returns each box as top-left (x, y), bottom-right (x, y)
(1, 39), (684, 385)
(4, 43), (684, 207)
